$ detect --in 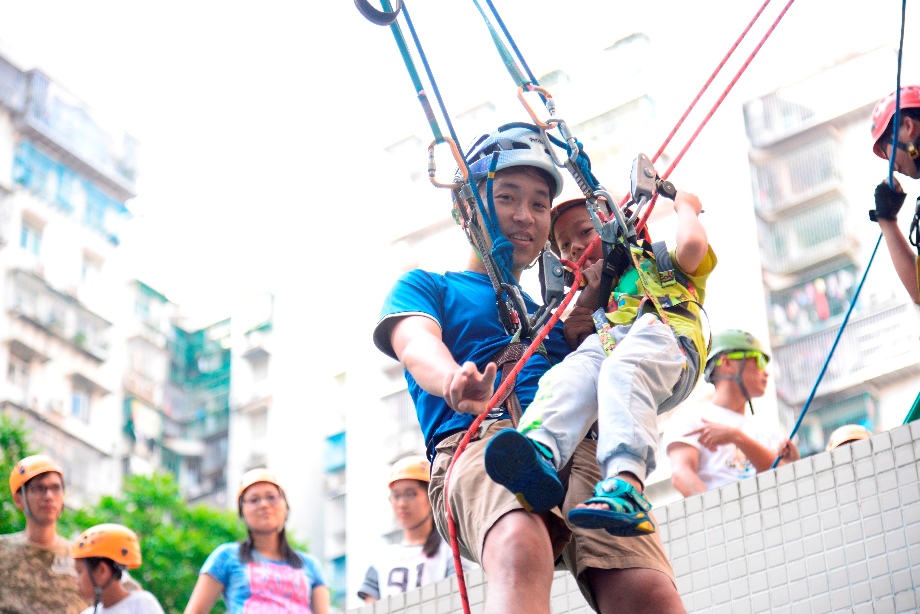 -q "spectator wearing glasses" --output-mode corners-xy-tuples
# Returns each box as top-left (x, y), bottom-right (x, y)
(0, 454), (88, 613)
(664, 330), (799, 497)
(185, 469), (329, 614)
(358, 455), (455, 604)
